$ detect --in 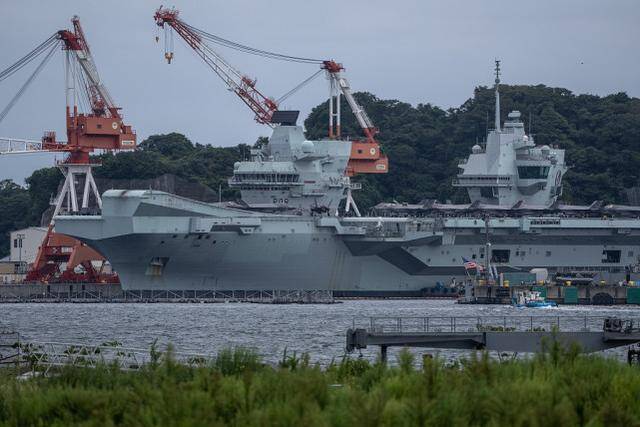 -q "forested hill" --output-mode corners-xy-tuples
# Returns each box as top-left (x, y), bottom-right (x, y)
(1, 85), (639, 257)
(305, 85), (640, 207)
